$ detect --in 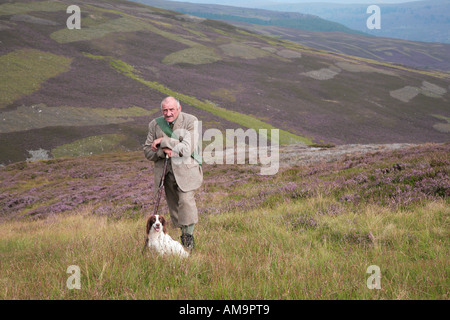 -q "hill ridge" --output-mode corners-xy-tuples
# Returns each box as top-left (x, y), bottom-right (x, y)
(0, 0), (449, 165)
